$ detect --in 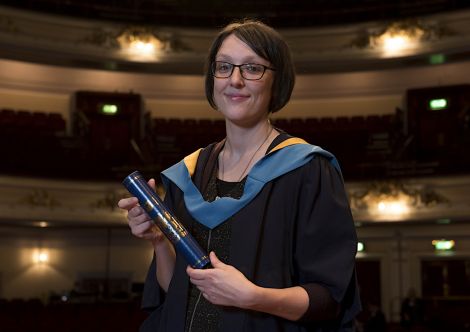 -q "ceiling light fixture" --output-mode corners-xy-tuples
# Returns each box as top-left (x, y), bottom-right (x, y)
(349, 181), (449, 221)
(364, 20), (451, 57)
(370, 21), (425, 56)
(117, 27), (166, 61)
